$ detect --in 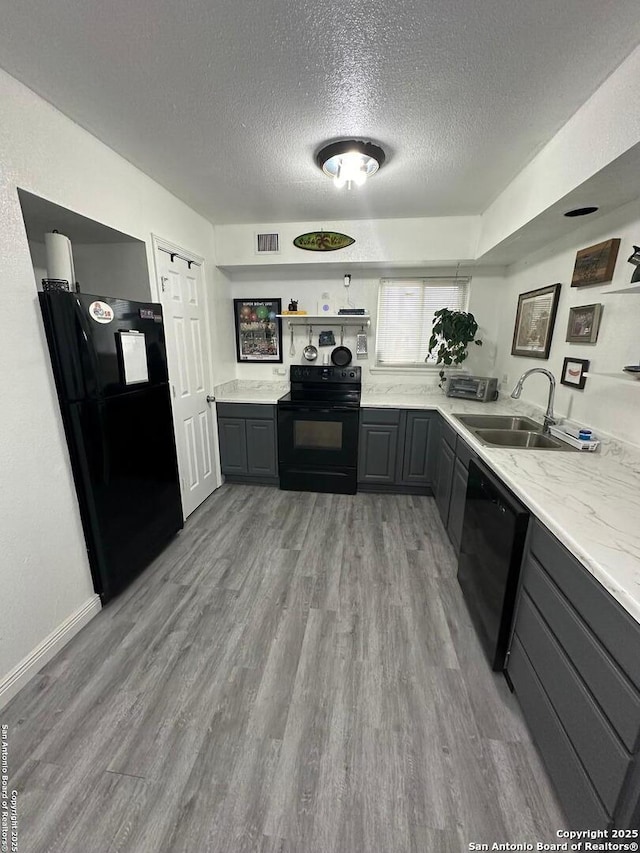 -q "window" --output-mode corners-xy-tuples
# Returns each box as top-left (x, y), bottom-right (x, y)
(375, 277), (470, 368)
